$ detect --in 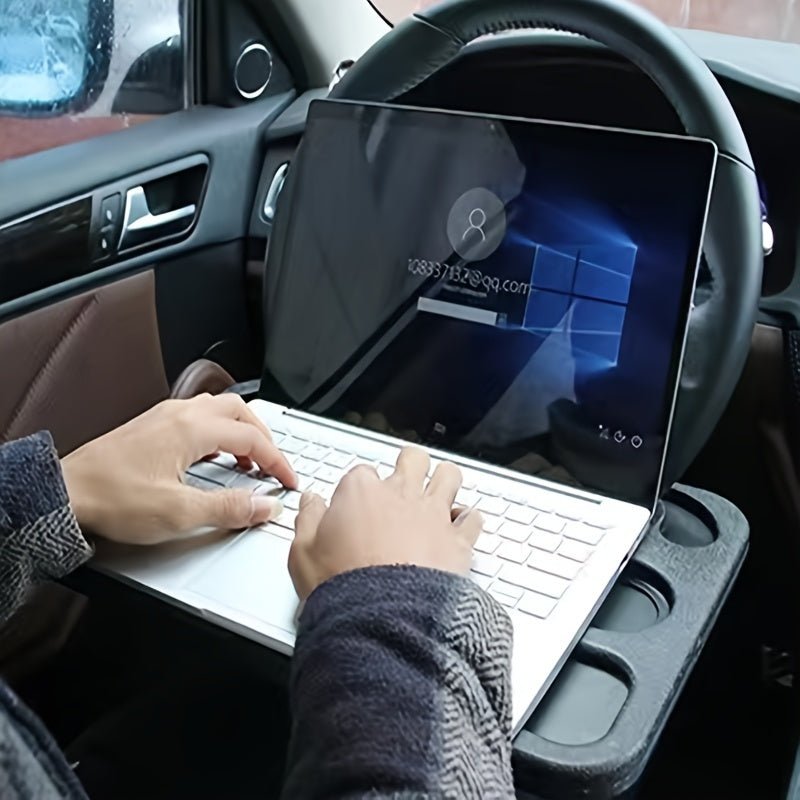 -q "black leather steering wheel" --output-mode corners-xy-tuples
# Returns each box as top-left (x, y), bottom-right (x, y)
(329, 0), (764, 491)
